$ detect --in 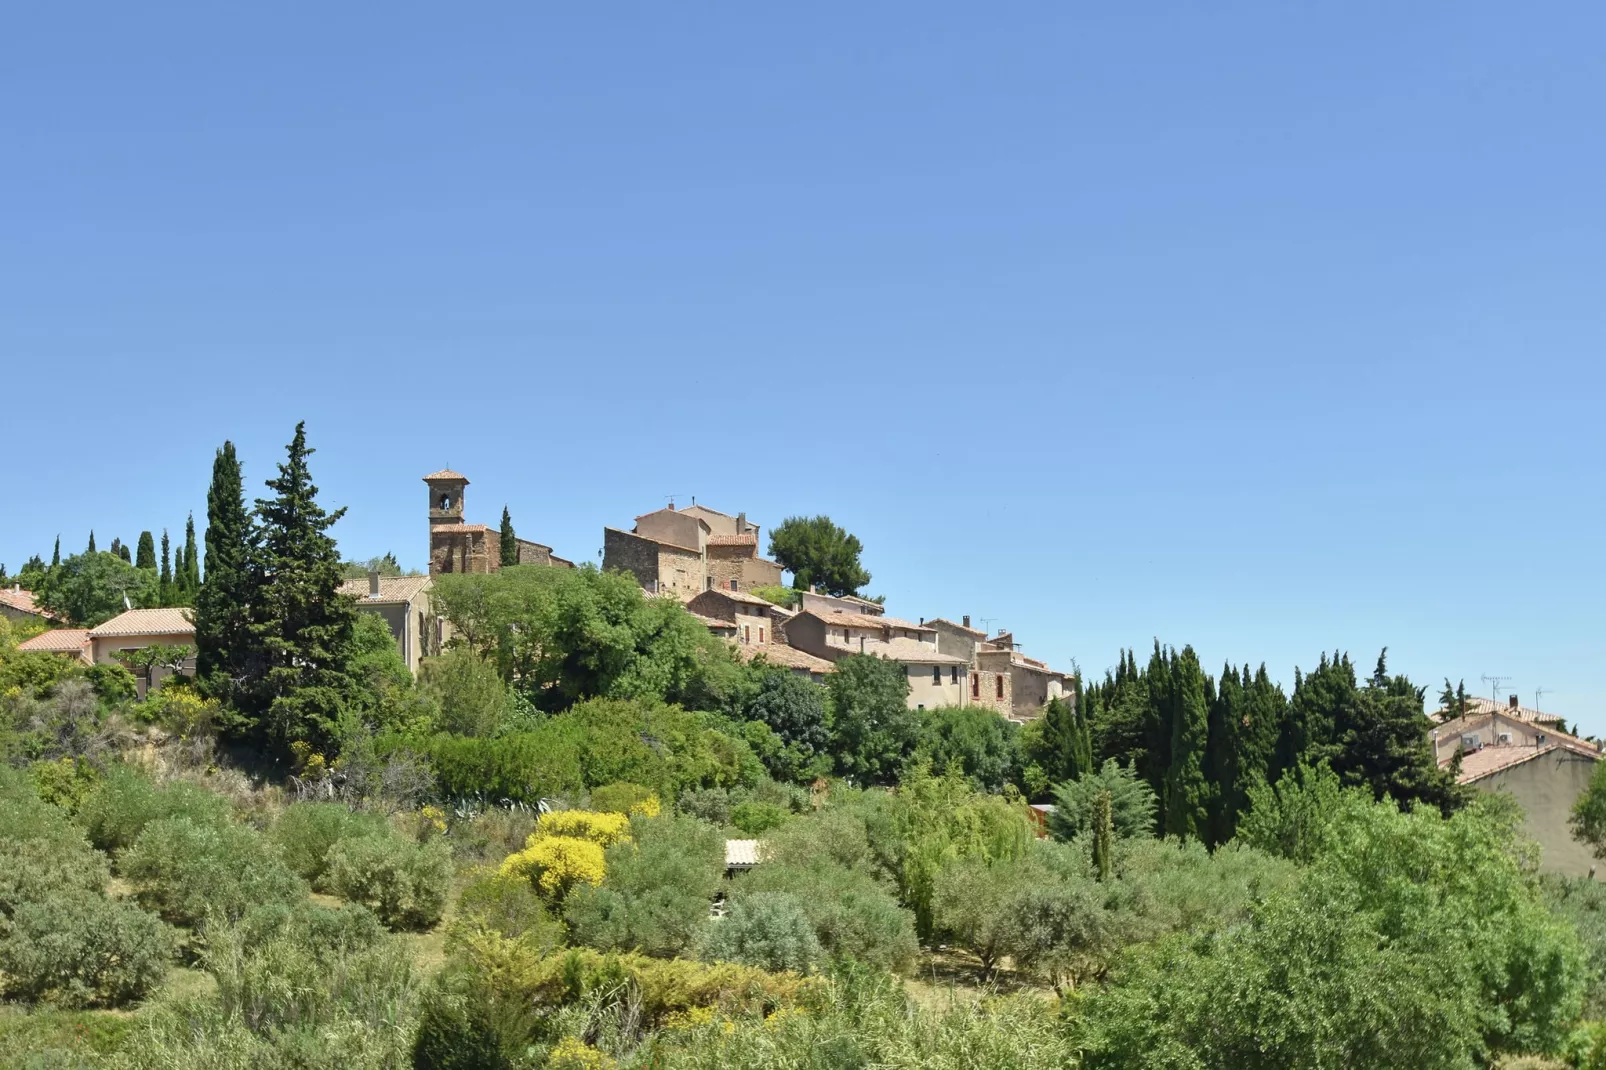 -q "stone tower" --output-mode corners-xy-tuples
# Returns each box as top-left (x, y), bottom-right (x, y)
(423, 469), (494, 576)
